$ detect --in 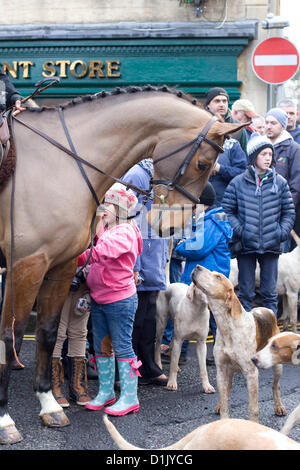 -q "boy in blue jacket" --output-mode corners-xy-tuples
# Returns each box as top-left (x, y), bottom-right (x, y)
(175, 183), (232, 364)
